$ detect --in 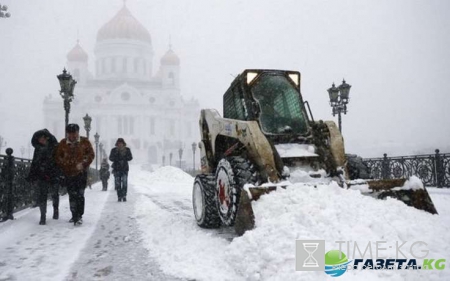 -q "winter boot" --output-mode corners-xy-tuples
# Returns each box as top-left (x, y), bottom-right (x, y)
(39, 214), (46, 225)
(123, 197), (127, 202)
(39, 205), (46, 225)
(53, 207), (59, 220)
